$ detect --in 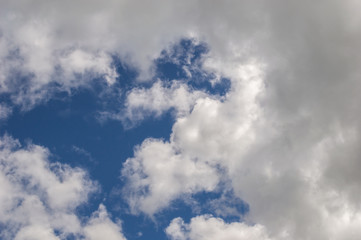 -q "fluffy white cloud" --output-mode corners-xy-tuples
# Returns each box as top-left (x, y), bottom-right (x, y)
(84, 204), (126, 240)
(122, 138), (220, 215)
(0, 135), (126, 240)
(121, 63), (264, 213)
(123, 59), (361, 240)
(166, 215), (271, 240)
(0, 0), (188, 110)
(104, 80), (208, 127)
(0, 16), (118, 110)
